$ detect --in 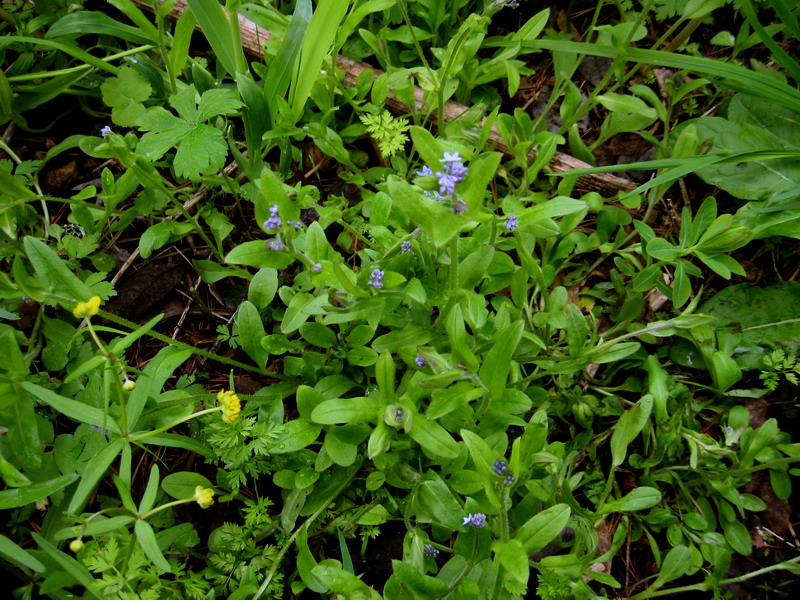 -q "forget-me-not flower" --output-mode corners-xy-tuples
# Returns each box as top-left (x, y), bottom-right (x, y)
(503, 215), (518, 232)
(463, 513), (487, 527)
(263, 205), (281, 230)
(368, 269), (384, 289)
